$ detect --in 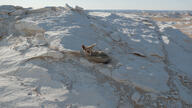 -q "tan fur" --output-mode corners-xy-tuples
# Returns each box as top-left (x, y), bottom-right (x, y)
(81, 44), (111, 64)
(81, 43), (96, 56)
(49, 43), (111, 64)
